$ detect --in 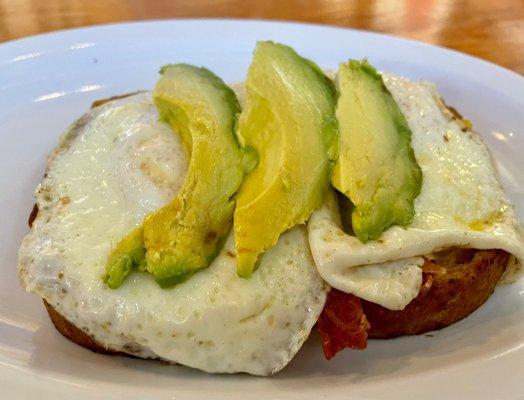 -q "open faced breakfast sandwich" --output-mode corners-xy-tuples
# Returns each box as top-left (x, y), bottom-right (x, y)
(18, 41), (523, 376)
